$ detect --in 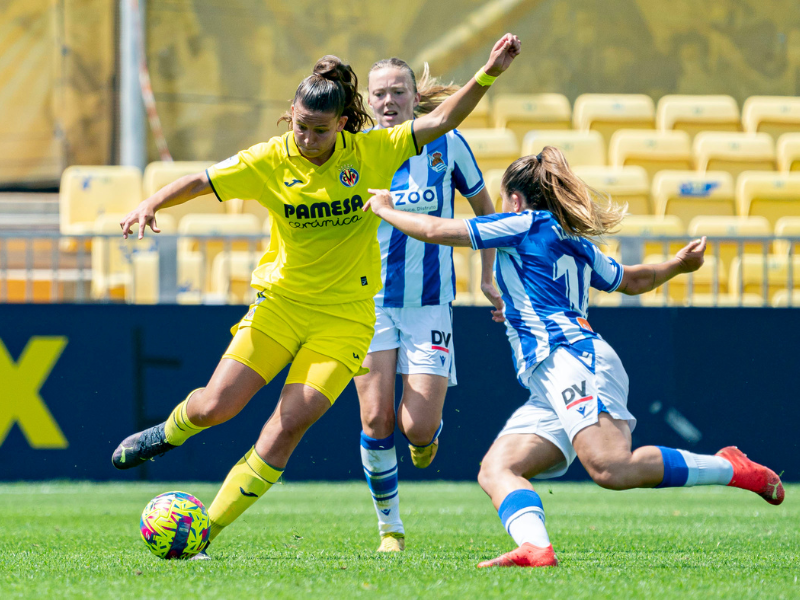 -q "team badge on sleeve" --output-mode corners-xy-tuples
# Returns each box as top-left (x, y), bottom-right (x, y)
(428, 151), (446, 173)
(339, 165), (359, 187)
